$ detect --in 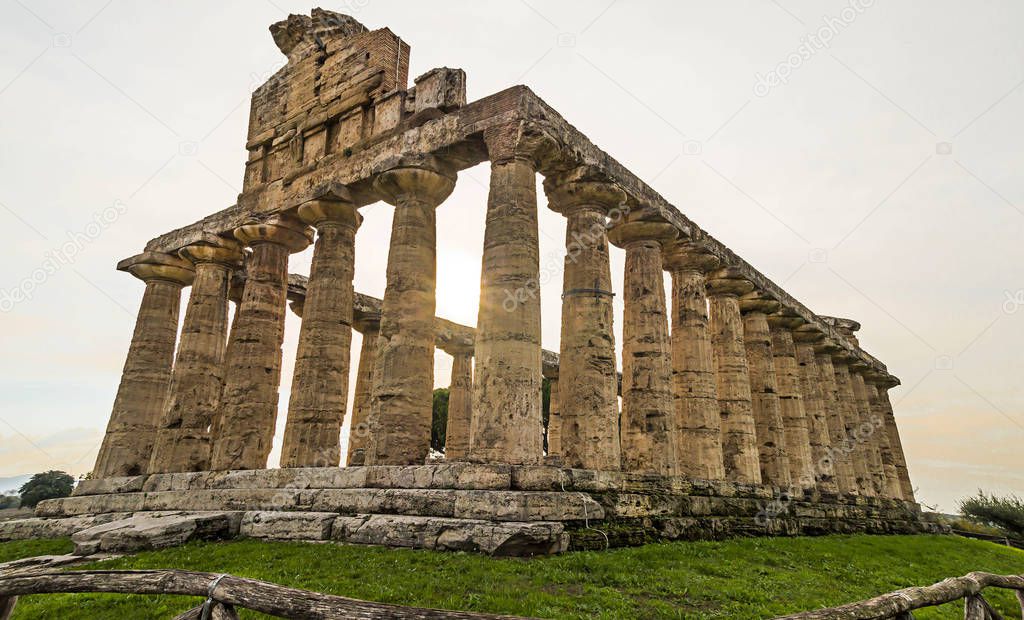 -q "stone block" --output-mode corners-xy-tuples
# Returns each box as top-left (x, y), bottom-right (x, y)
(73, 476), (147, 496)
(412, 68), (466, 114)
(453, 491), (604, 522)
(239, 511), (336, 540)
(36, 493), (145, 517)
(0, 514), (131, 542)
(71, 511), (241, 555)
